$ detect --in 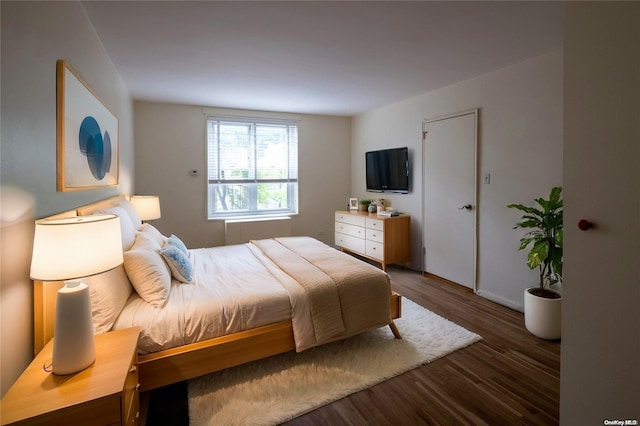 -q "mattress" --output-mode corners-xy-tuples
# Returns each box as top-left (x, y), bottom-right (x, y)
(114, 243), (292, 354)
